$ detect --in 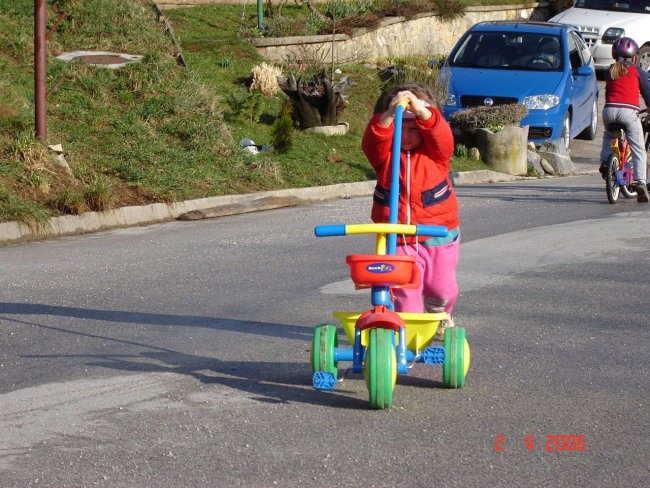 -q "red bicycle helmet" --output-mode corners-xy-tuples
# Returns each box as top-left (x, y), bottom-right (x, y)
(612, 37), (639, 60)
